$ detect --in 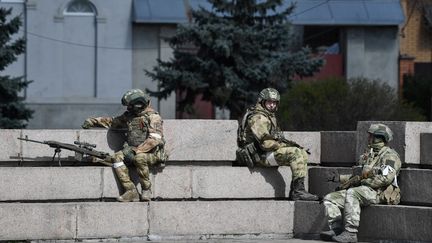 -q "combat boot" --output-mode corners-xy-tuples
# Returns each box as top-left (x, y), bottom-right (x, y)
(320, 228), (343, 241)
(117, 189), (139, 202)
(290, 177), (319, 201)
(332, 230), (358, 243)
(140, 189), (152, 202)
